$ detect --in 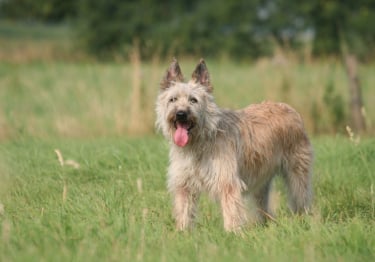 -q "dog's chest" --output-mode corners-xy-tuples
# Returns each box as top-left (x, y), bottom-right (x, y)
(172, 149), (232, 193)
